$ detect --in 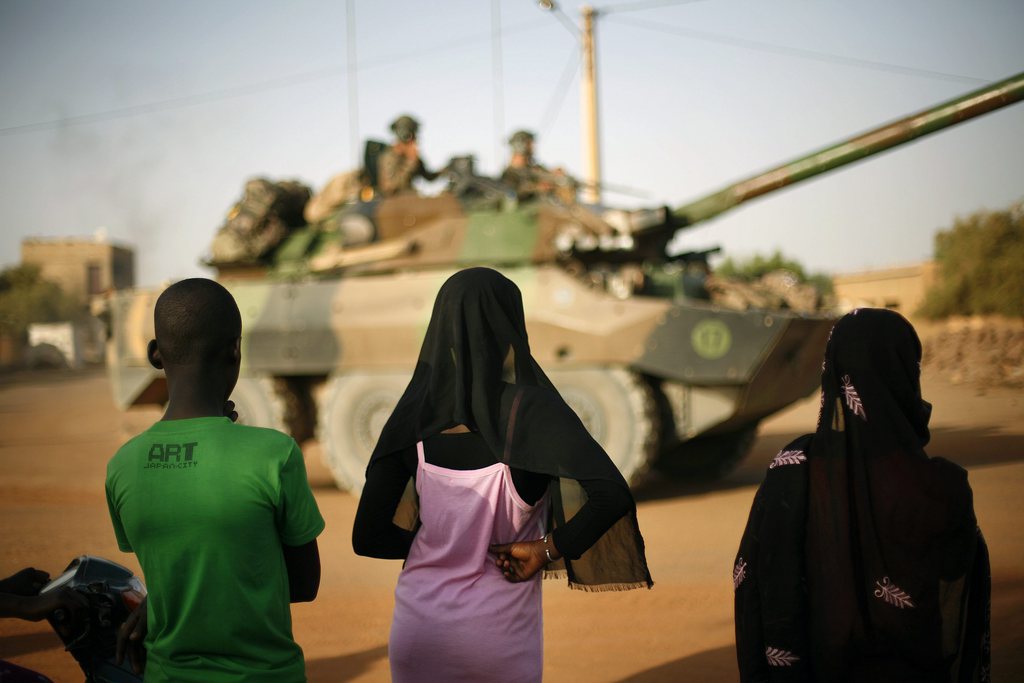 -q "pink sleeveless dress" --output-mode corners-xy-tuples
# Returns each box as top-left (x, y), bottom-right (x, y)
(389, 441), (548, 683)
